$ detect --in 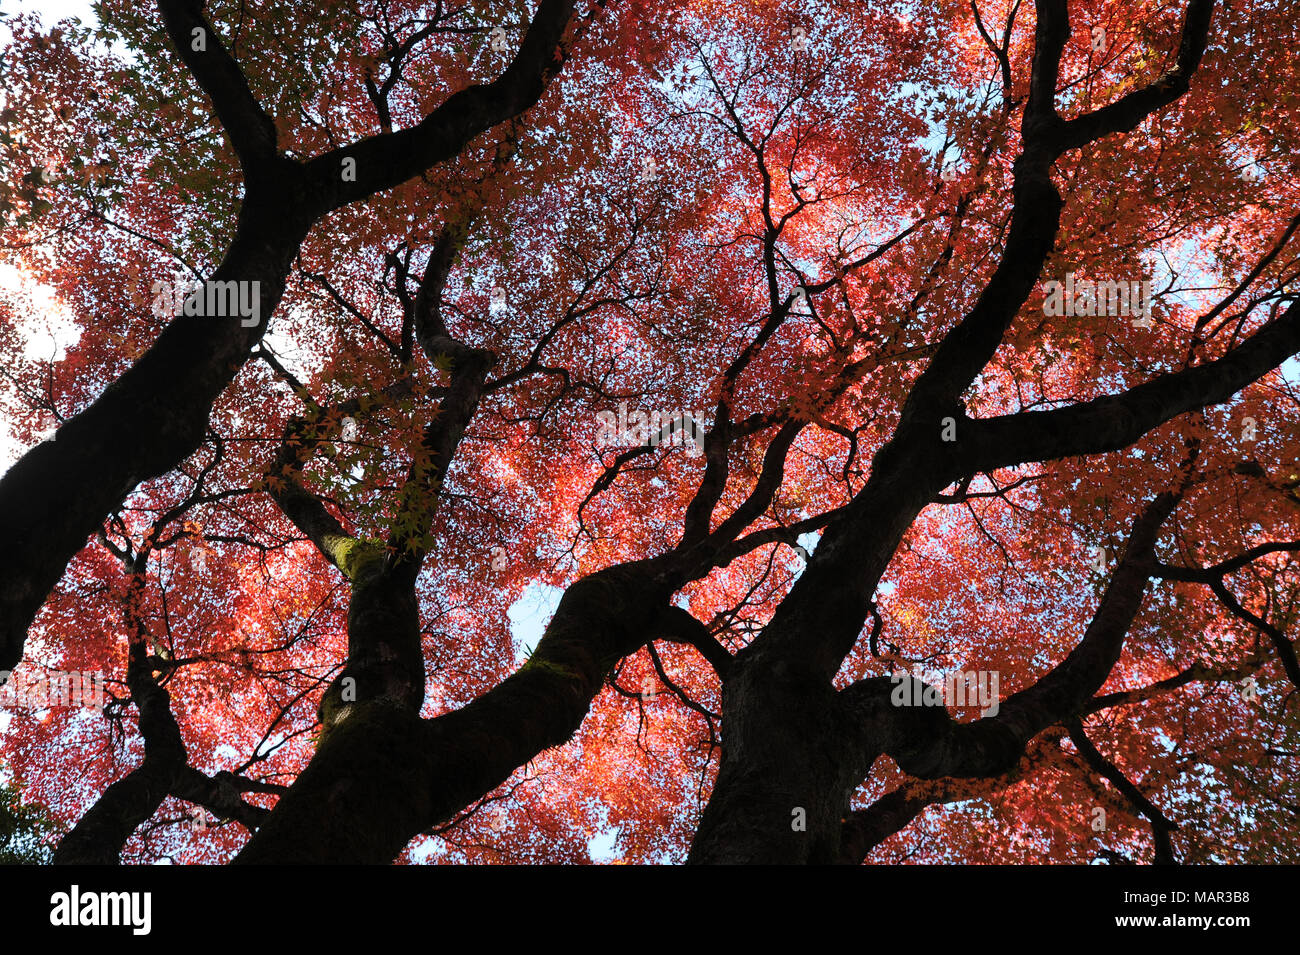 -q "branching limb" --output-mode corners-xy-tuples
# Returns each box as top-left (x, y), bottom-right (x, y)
(1067, 718), (1178, 865)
